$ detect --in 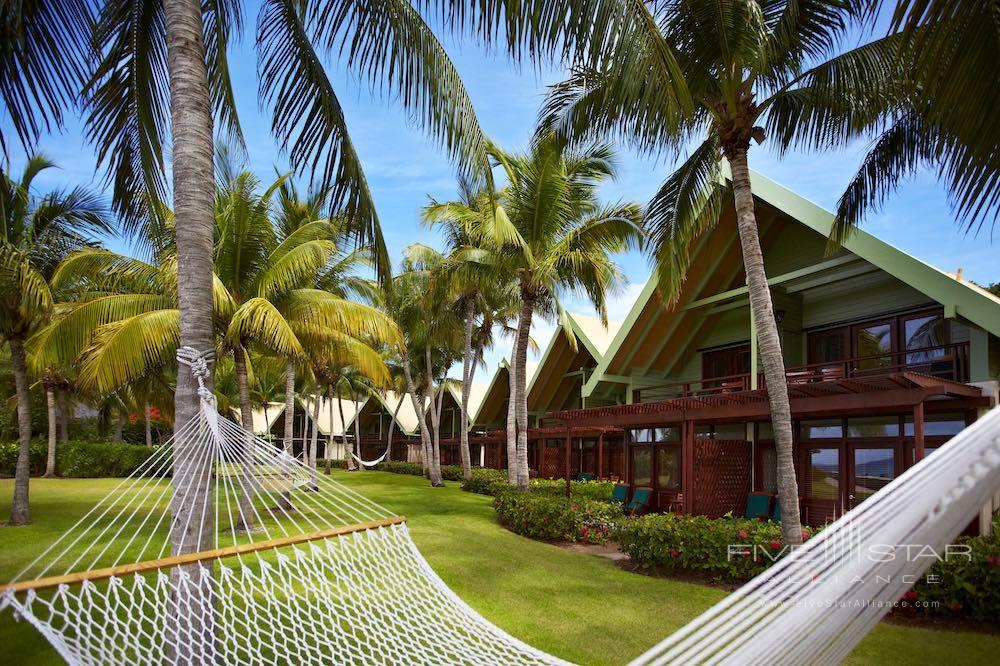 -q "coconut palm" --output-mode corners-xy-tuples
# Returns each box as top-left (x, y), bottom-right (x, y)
(0, 156), (112, 525)
(539, 0), (904, 543)
(829, 1), (1000, 235)
(471, 133), (643, 490)
(423, 183), (524, 480)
